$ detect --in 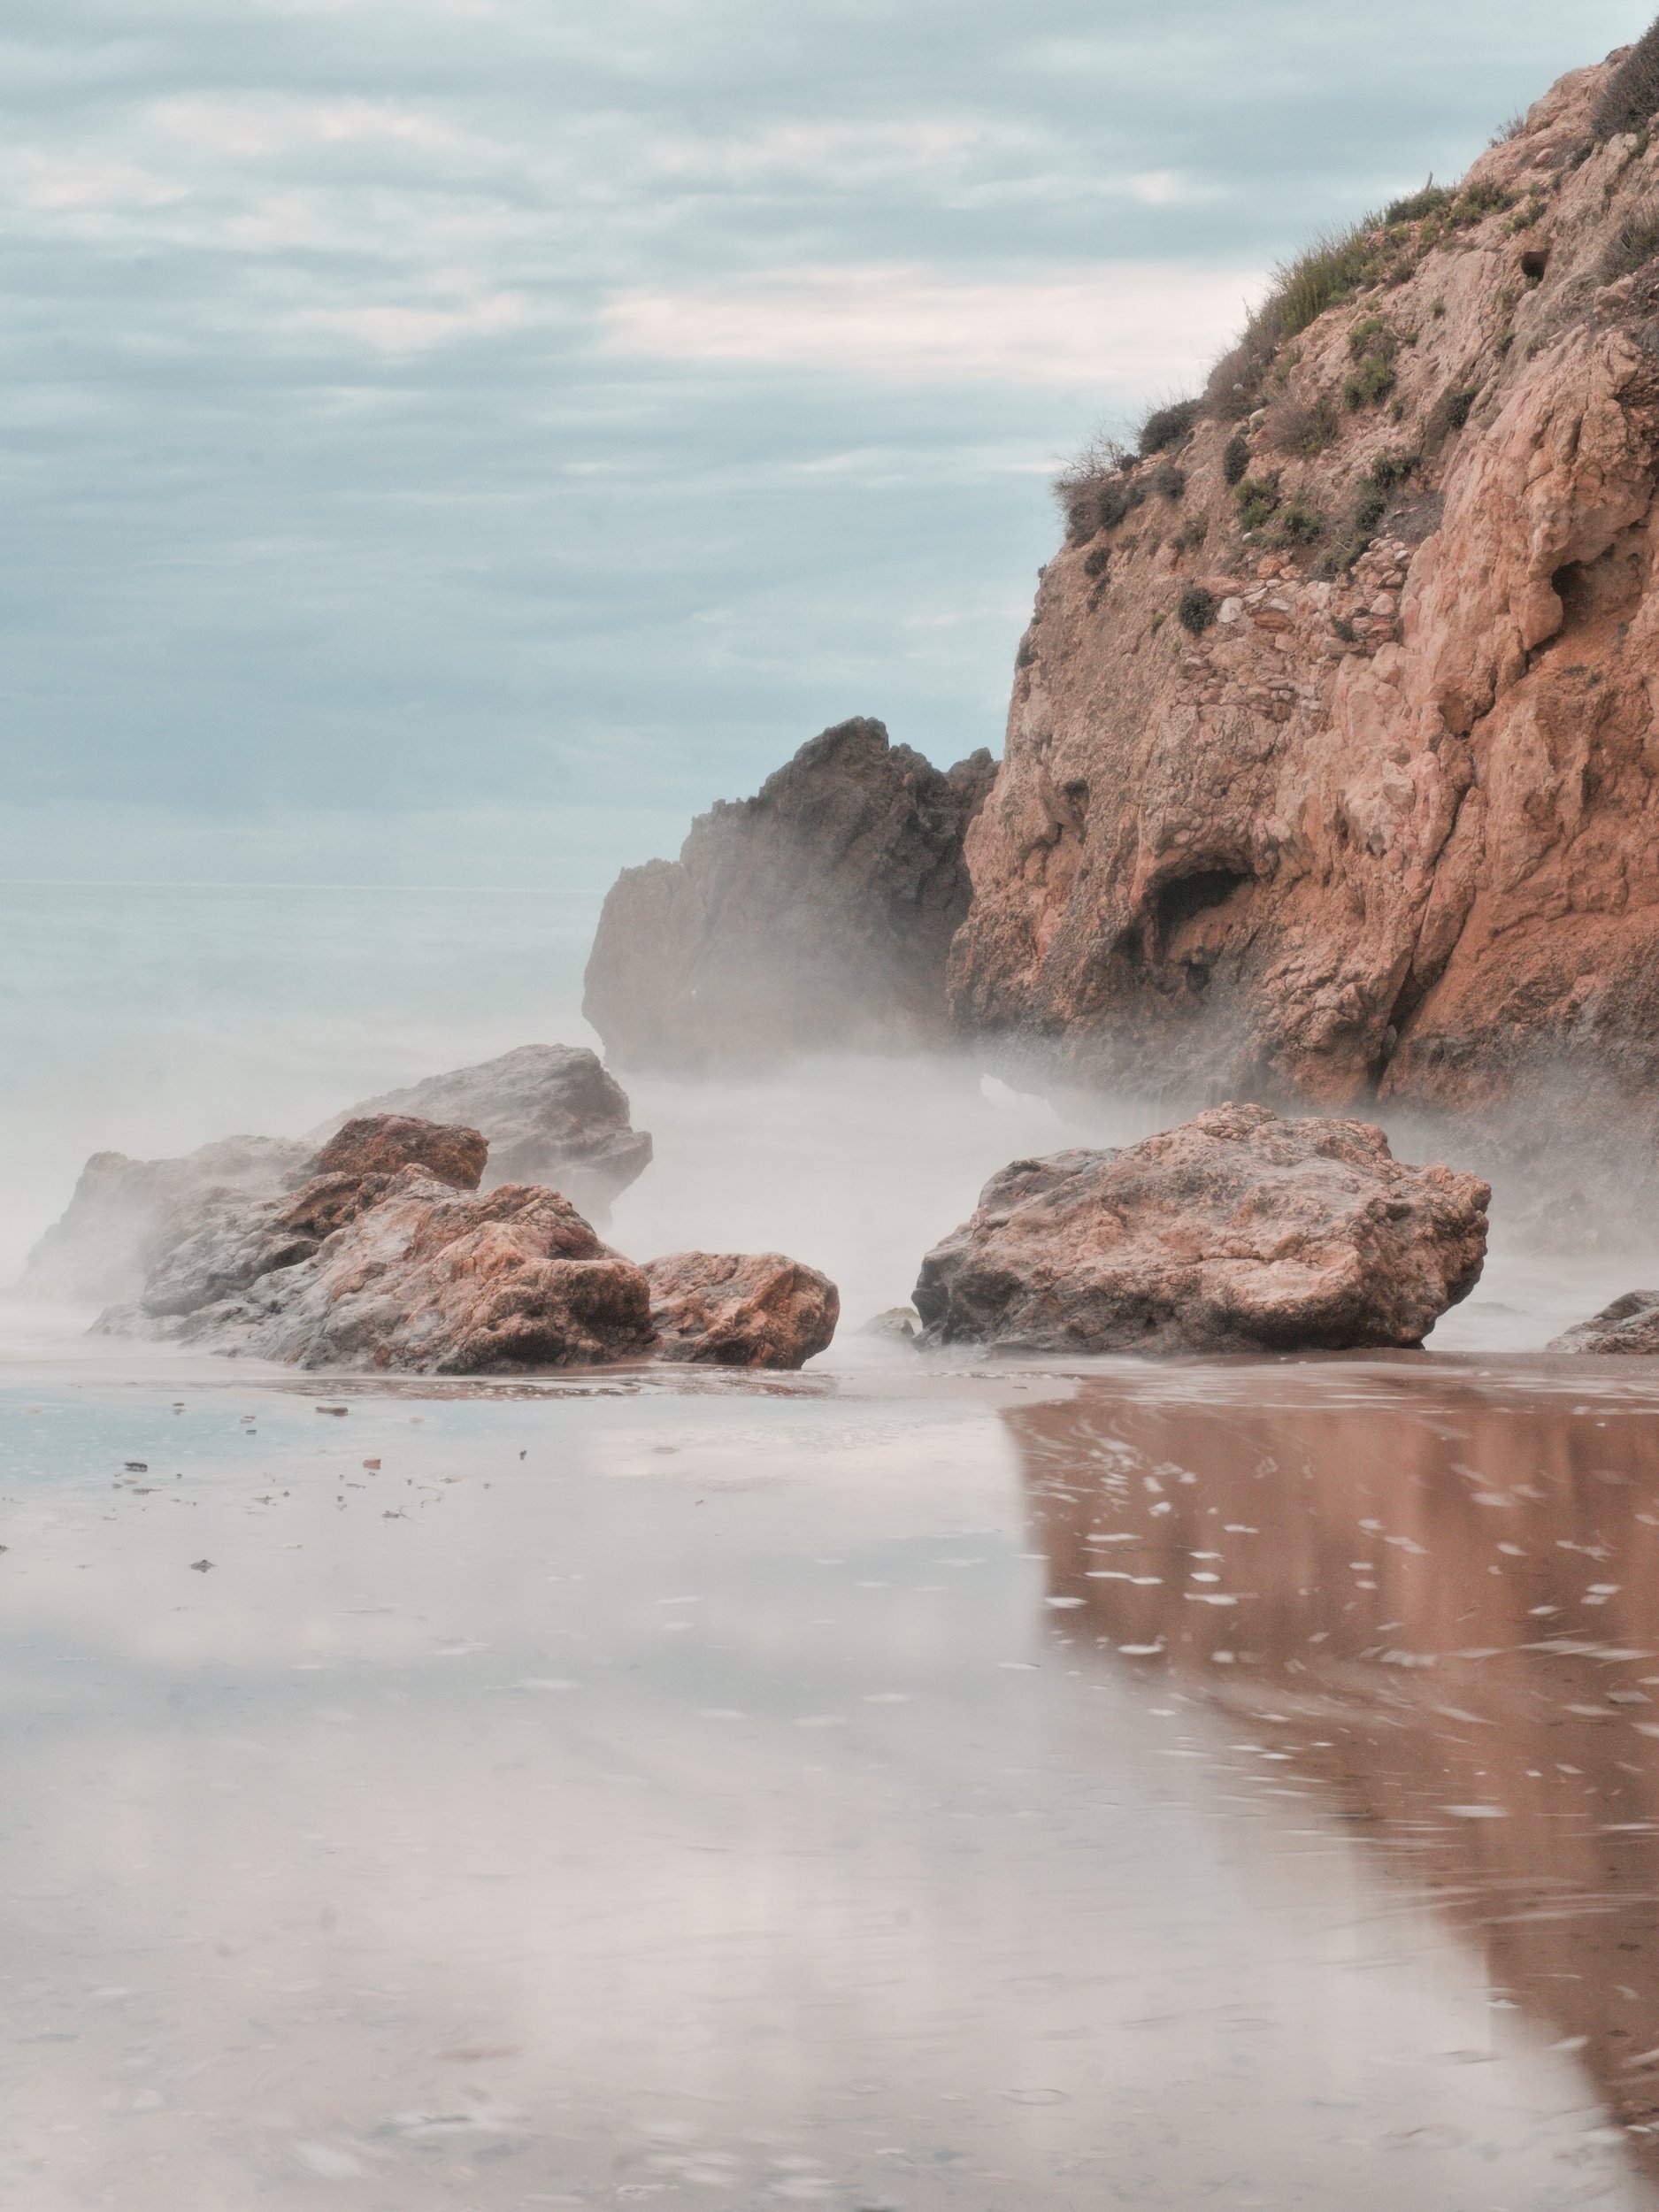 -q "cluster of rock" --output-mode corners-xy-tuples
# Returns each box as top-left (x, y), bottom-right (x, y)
(25, 1043), (652, 1305)
(96, 1113), (838, 1374)
(583, 717), (995, 1071)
